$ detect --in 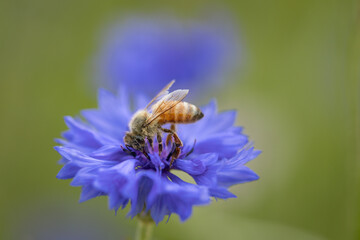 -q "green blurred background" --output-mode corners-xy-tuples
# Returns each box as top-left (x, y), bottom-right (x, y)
(0, 0), (359, 239)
